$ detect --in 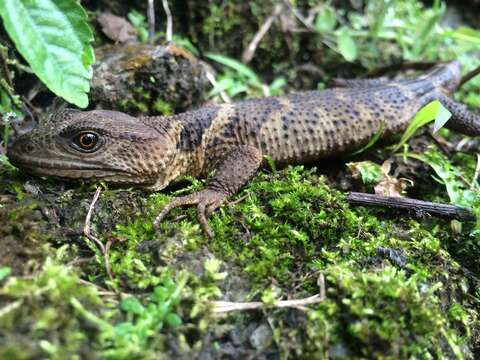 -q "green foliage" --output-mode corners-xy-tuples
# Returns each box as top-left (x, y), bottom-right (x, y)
(0, 0), (95, 108)
(336, 27), (357, 62)
(208, 168), (358, 285)
(2, 1), (480, 358)
(402, 147), (479, 211)
(351, 122), (385, 155)
(347, 161), (383, 186)
(206, 53), (286, 100)
(392, 100), (451, 152)
(0, 267), (11, 281)
(306, 266), (468, 358)
(0, 259), (104, 358)
(314, 7), (337, 33)
(98, 272), (187, 358)
(127, 10), (149, 43)
(312, 0), (480, 68)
